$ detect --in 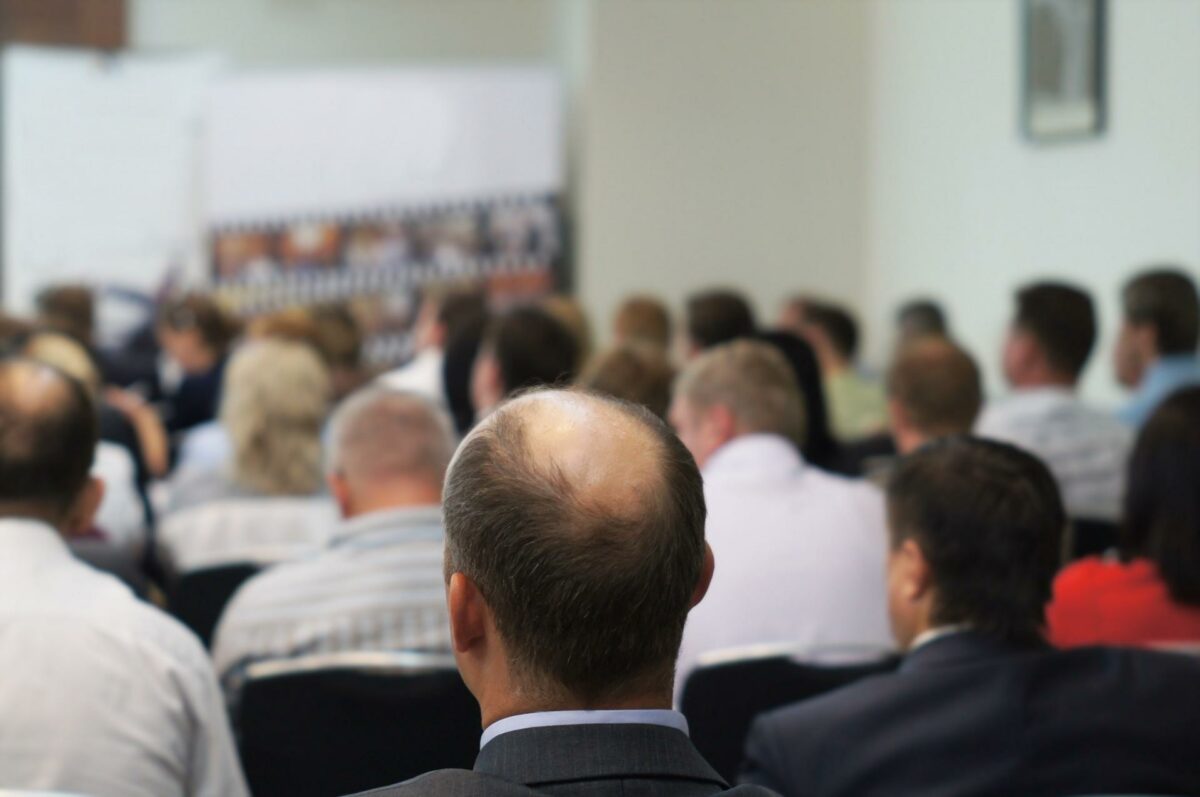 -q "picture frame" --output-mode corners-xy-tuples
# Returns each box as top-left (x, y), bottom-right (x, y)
(1021, 0), (1106, 142)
